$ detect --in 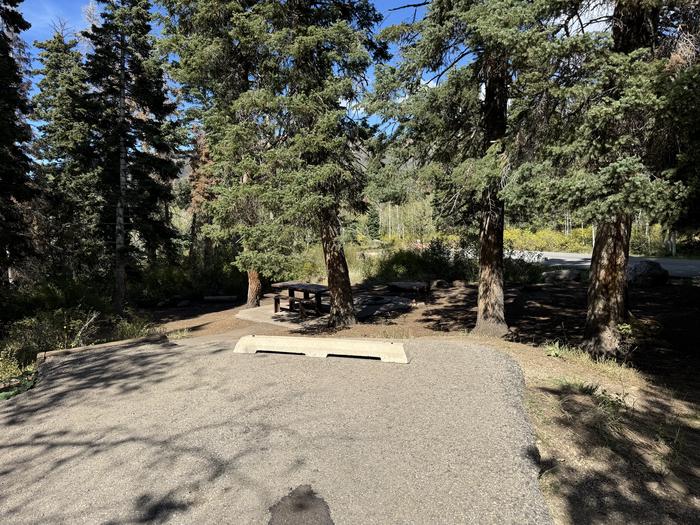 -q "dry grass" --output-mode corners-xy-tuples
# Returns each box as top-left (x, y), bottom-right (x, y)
(166, 328), (192, 340)
(543, 341), (641, 384)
